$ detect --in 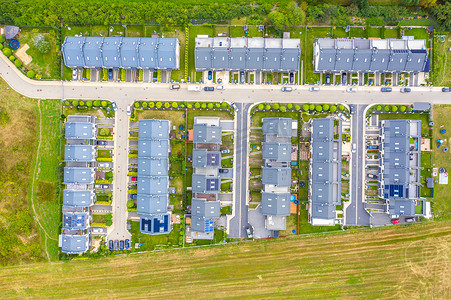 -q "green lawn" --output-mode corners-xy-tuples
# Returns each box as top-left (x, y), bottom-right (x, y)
(137, 108), (185, 128)
(130, 221), (183, 251)
(298, 203), (342, 234)
(230, 25), (245, 38)
(349, 27), (366, 38)
(188, 25), (215, 81)
(214, 25), (229, 37)
(332, 26), (348, 38)
(145, 25), (161, 37)
(367, 27), (381, 38)
(97, 149), (112, 158)
(399, 19), (436, 27)
(248, 25), (262, 38)
(376, 112), (431, 137)
(126, 25), (145, 37)
(109, 24), (125, 37)
(187, 109), (233, 129)
(91, 25), (109, 36)
(62, 25), (91, 38)
(403, 28), (429, 48)
(384, 28), (399, 39)
(305, 27), (330, 84)
(161, 26), (186, 82)
(433, 33), (451, 86)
